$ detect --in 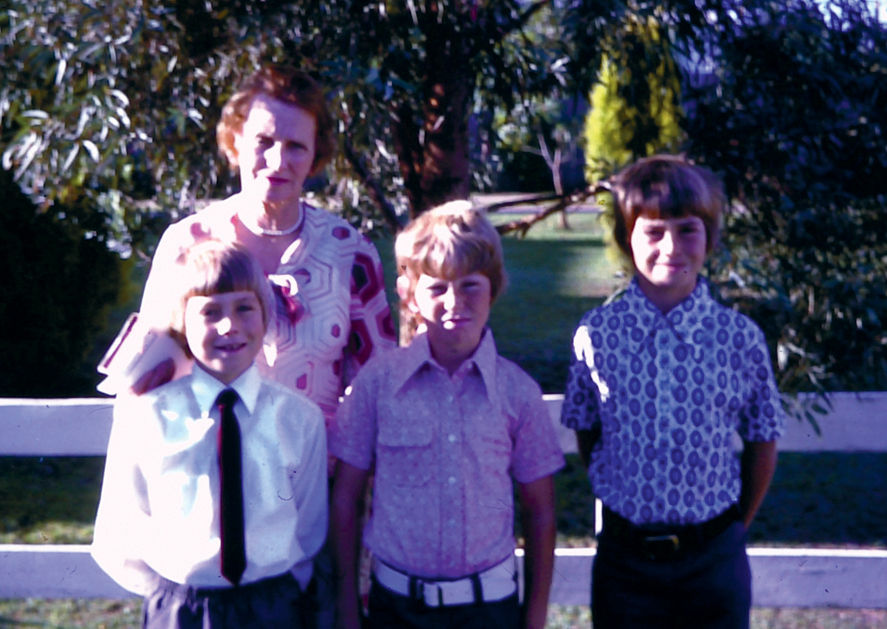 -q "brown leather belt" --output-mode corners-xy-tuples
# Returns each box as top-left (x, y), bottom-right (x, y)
(602, 504), (740, 560)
